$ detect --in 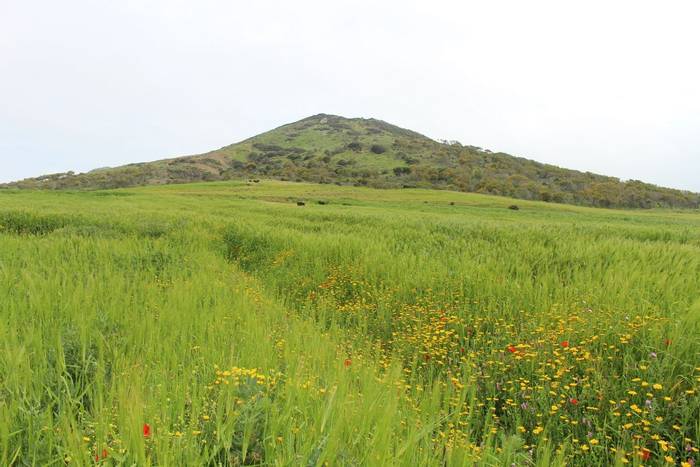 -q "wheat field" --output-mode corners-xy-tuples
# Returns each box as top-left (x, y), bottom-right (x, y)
(1, 181), (698, 466)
